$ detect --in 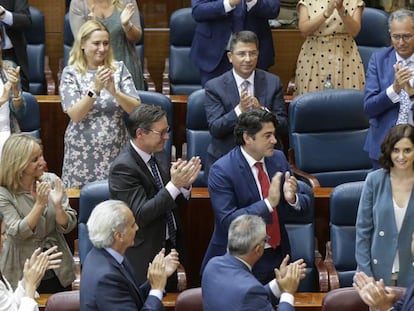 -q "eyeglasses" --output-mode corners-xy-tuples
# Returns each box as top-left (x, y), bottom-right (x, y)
(232, 50), (259, 58)
(391, 33), (414, 42)
(143, 126), (170, 138)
